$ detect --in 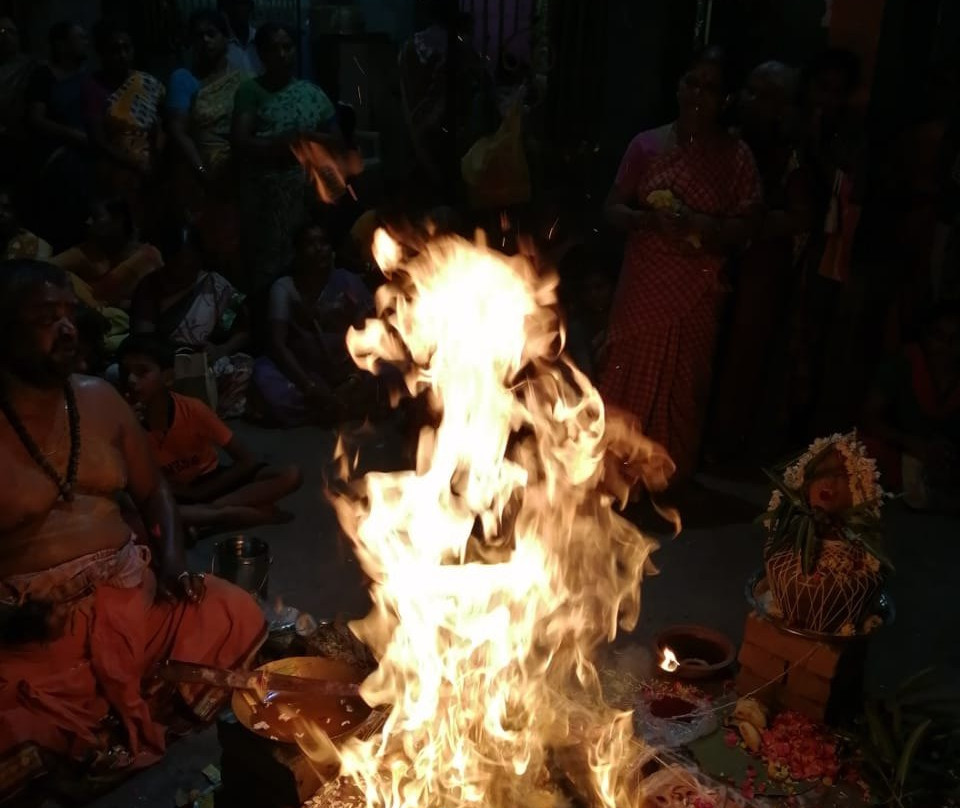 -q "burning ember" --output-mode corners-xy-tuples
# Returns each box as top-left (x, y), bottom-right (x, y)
(660, 648), (680, 674)
(292, 139), (364, 204)
(318, 231), (673, 808)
